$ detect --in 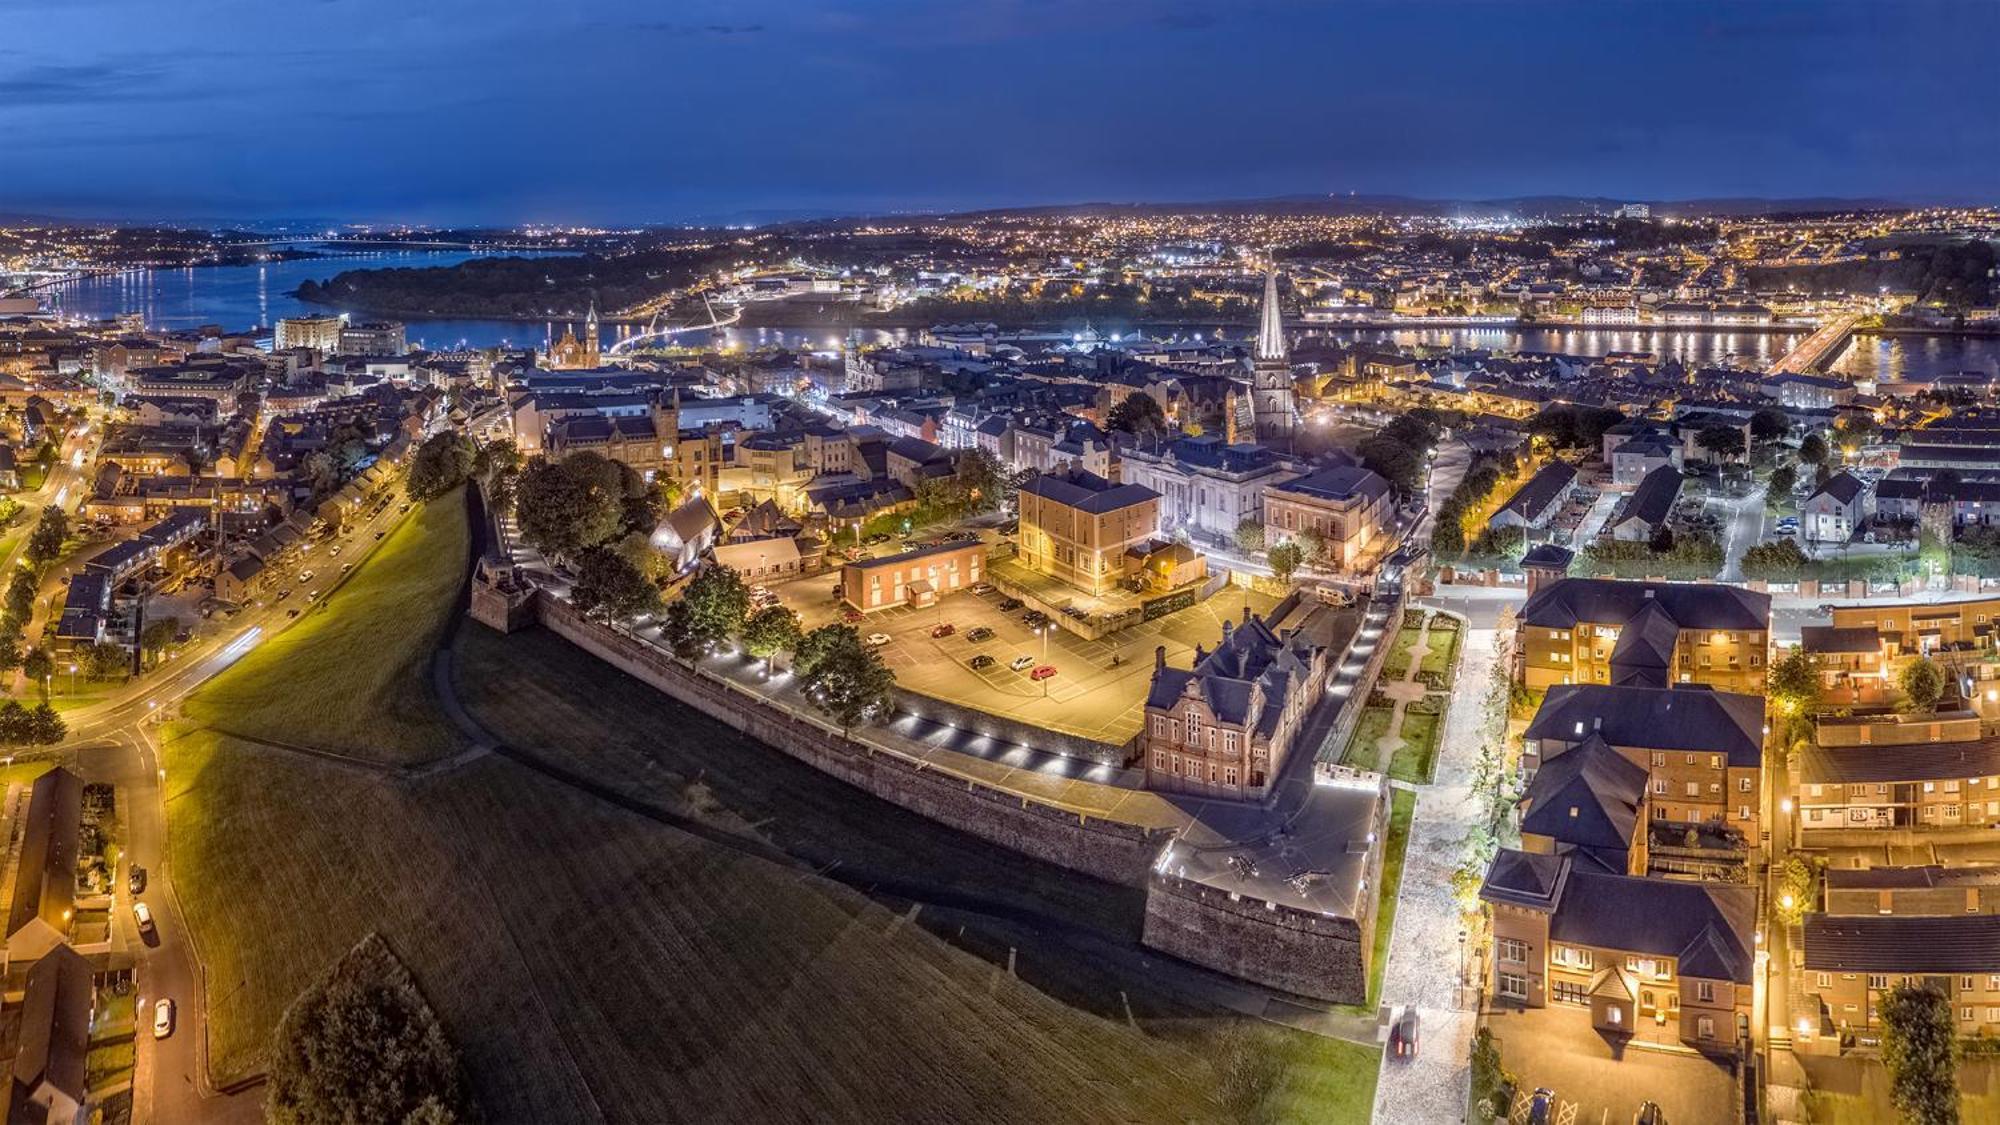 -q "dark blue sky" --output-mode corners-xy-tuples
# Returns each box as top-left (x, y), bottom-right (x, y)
(4, 0), (1997, 225)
